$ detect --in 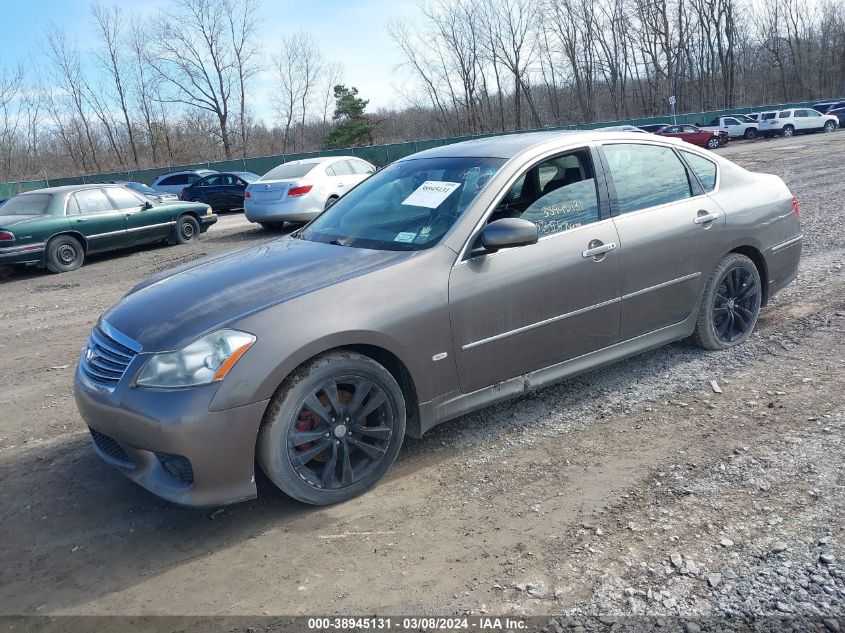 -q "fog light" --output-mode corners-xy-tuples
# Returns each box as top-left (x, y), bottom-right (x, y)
(155, 452), (194, 484)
